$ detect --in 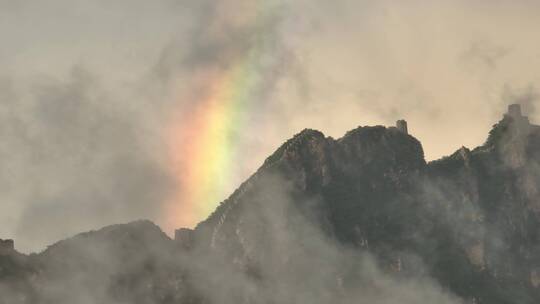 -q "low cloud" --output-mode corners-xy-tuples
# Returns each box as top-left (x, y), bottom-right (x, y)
(0, 173), (463, 304)
(0, 67), (171, 253)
